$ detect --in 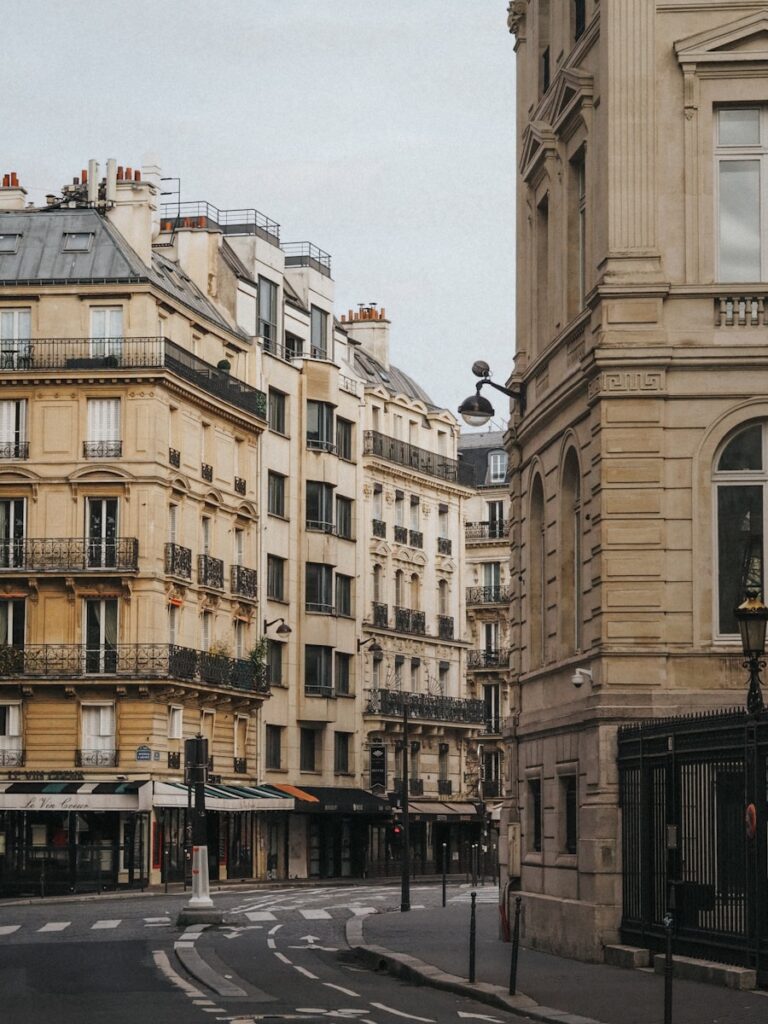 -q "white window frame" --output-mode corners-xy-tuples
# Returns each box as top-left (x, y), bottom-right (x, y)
(89, 306), (124, 358)
(80, 702), (116, 751)
(0, 308), (31, 368)
(86, 398), (120, 441)
(168, 705), (183, 740)
(0, 702), (22, 752)
(0, 399), (27, 451)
